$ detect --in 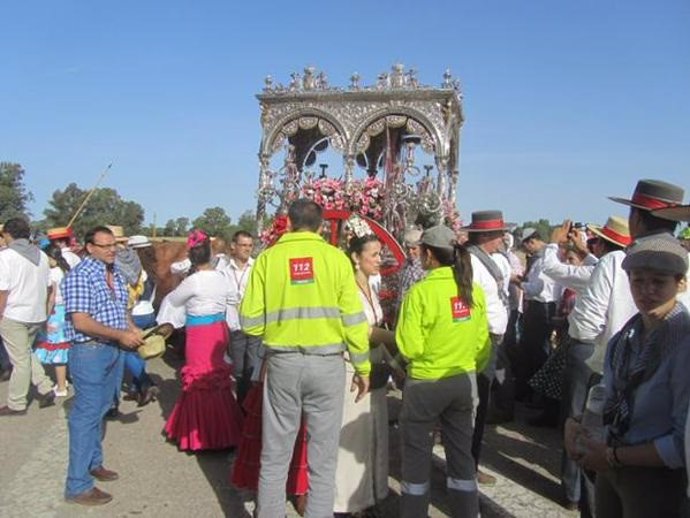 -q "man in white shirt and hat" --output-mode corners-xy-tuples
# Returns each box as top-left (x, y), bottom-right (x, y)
(561, 215), (635, 511)
(462, 210), (512, 485)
